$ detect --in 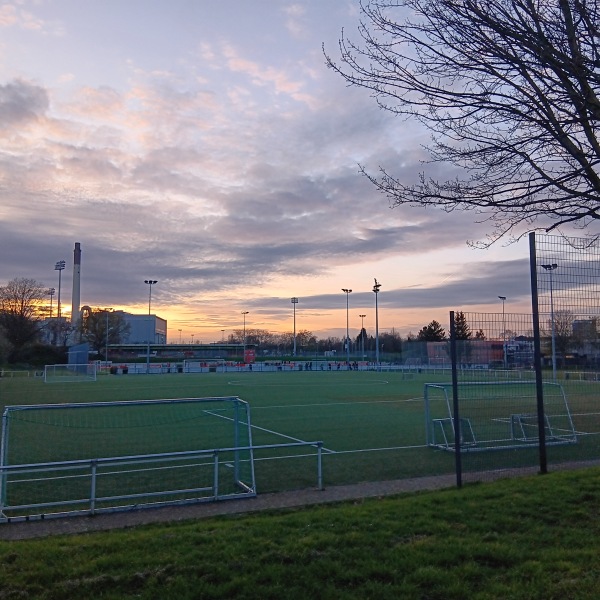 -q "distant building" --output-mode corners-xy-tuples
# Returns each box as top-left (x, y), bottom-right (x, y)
(116, 311), (167, 344)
